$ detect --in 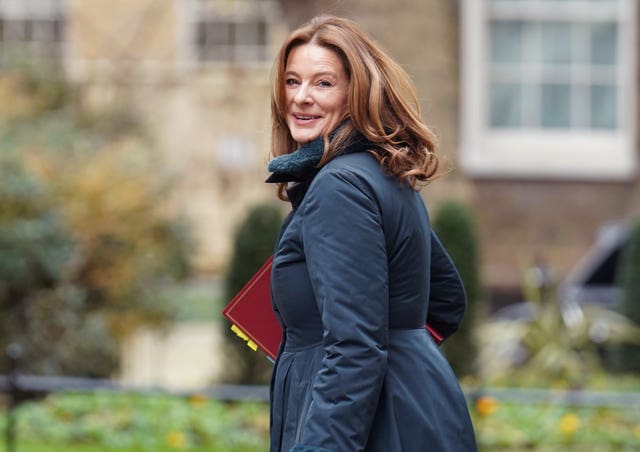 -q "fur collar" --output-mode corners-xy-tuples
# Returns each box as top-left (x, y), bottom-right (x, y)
(265, 136), (325, 183)
(265, 129), (376, 184)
